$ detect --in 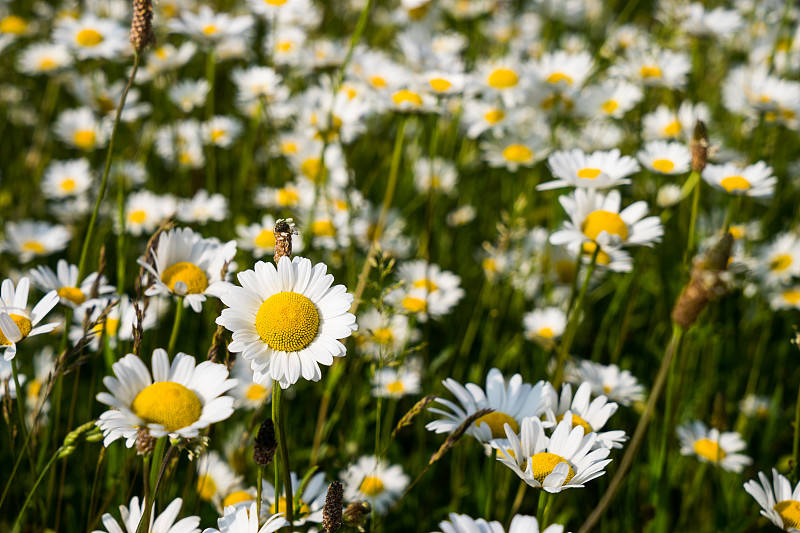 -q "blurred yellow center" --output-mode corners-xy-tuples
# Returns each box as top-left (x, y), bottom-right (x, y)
(663, 120), (681, 136)
(0, 314), (32, 345)
(129, 210), (147, 223)
(0, 15), (27, 34)
(392, 90), (423, 106)
(412, 278), (438, 291)
(161, 262), (209, 294)
(271, 497), (311, 516)
(774, 500), (800, 529)
(728, 225), (745, 240)
(372, 327), (394, 345)
(369, 76), (387, 88)
(503, 144), (532, 163)
(196, 474), (217, 501)
(577, 168), (602, 179)
(538, 327), (555, 339)
(311, 220), (336, 237)
(640, 65), (662, 78)
(60, 178), (77, 192)
(223, 491), (253, 508)
(210, 129), (225, 142)
(652, 159), (675, 173)
(301, 157), (322, 181)
(57, 286), (86, 305)
(693, 438), (726, 462)
(73, 130), (96, 149)
(105, 317), (120, 337)
(488, 68), (518, 89)
(474, 412), (519, 439)
(359, 476), (385, 496)
(76, 28), (104, 46)
(38, 58), (57, 70)
(484, 109), (505, 124)
(769, 254), (792, 272)
(386, 381), (404, 394)
(556, 413), (593, 434)
(265, 0), (288, 4)
(254, 229), (276, 249)
(527, 452), (575, 484)
(132, 382), (203, 432)
(402, 296), (427, 313)
(546, 72), (573, 85)
(783, 290), (800, 305)
(581, 242), (612, 265)
(602, 100), (619, 114)
(429, 78), (451, 92)
(277, 188), (299, 206)
(202, 24), (217, 35)
(720, 176), (751, 193)
(582, 211), (628, 241)
(22, 240), (45, 254)
(246, 383), (268, 401)
(408, 2), (430, 19)
(256, 292), (319, 352)
(277, 40), (293, 52)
